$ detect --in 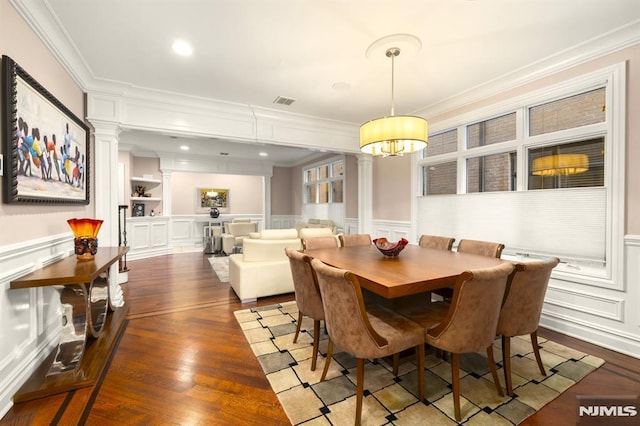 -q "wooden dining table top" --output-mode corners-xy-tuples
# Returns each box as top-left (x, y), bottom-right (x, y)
(304, 244), (509, 299)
